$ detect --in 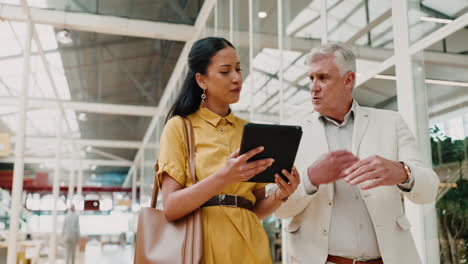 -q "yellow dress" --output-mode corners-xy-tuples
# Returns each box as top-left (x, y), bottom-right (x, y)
(157, 107), (272, 264)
